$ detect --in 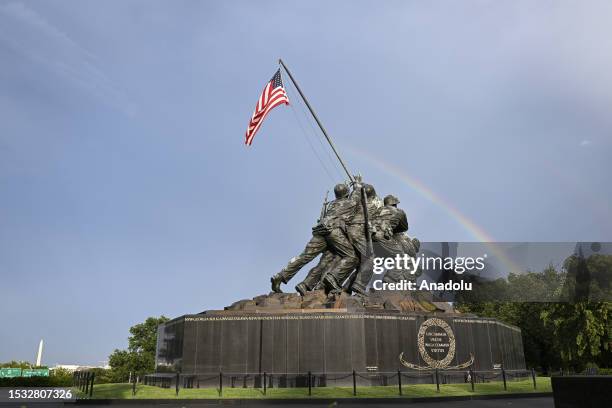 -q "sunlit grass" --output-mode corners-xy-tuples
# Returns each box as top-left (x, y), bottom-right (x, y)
(75, 377), (551, 399)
